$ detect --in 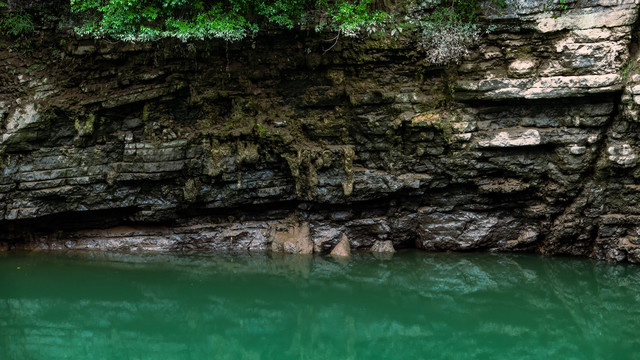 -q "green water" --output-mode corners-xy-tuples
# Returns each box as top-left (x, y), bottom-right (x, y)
(1, 251), (640, 360)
